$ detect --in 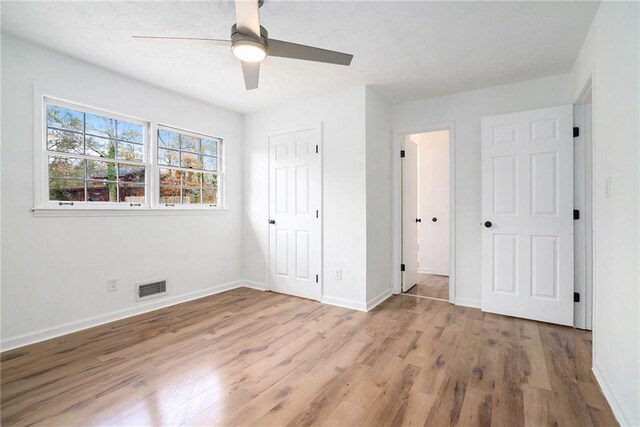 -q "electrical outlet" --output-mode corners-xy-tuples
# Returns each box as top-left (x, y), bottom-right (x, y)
(107, 277), (119, 292)
(335, 270), (342, 281)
